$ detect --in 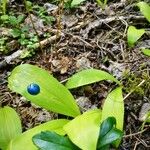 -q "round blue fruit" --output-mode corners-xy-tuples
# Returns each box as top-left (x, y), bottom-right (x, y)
(27, 83), (40, 95)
